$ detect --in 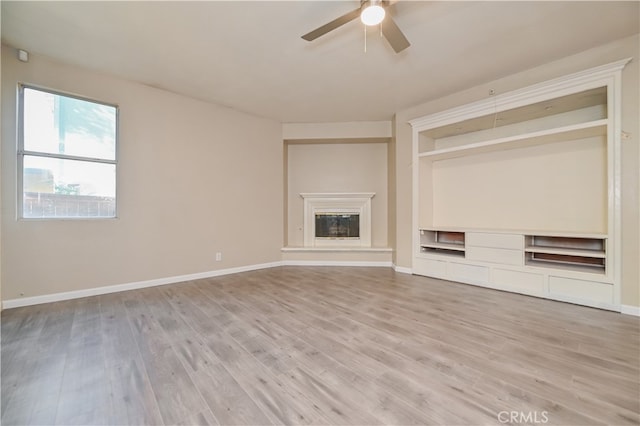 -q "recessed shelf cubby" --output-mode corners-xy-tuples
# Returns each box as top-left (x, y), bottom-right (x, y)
(524, 235), (606, 273)
(419, 230), (465, 257)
